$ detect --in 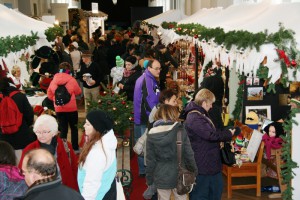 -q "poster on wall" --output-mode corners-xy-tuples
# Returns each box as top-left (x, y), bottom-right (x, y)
(88, 17), (101, 40)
